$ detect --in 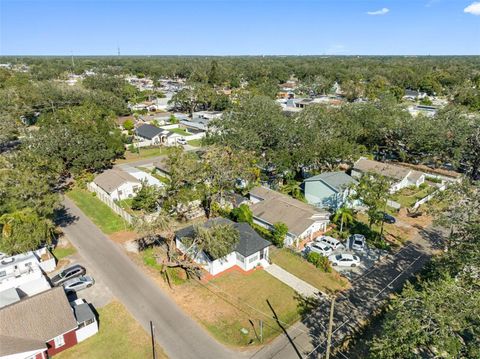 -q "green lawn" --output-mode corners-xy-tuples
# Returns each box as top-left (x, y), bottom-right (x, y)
(169, 128), (192, 136)
(56, 301), (167, 359)
(187, 139), (203, 147)
(52, 245), (76, 260)
(67, 189), (128, 234)
(182, 269), (301, 346)
(142, 247), (186, 285)
(118, 147), (169, 163)
(391, 185), (436, 208)
(270, 248), (349, 293)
